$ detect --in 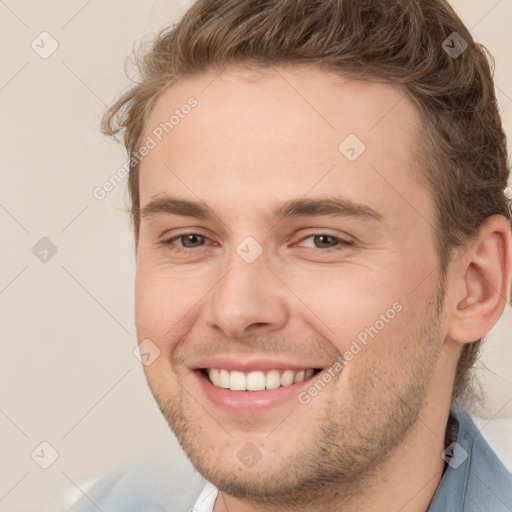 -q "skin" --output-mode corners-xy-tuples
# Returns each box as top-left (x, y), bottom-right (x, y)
(134, 65), (512, 512)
